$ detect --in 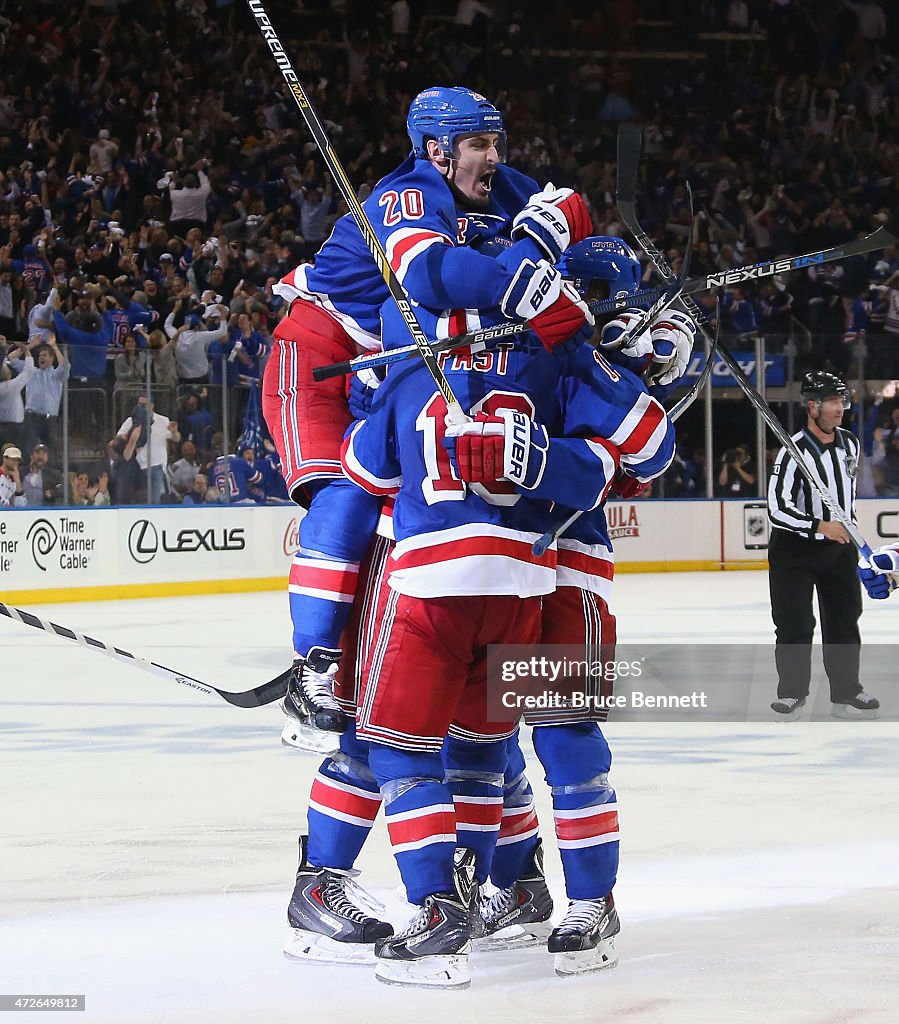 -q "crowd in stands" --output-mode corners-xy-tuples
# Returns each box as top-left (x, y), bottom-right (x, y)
(1, 0), (898, 506)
